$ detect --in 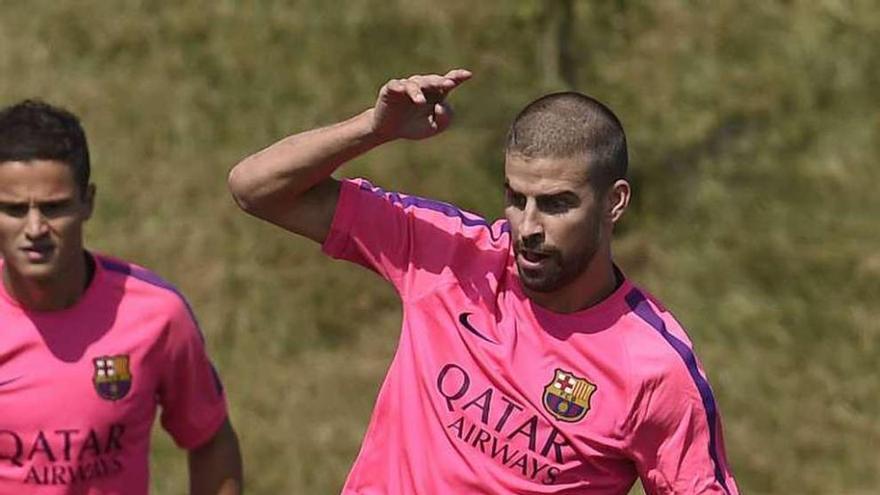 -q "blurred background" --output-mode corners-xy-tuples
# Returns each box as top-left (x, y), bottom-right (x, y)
(2, 0), (878, 493)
